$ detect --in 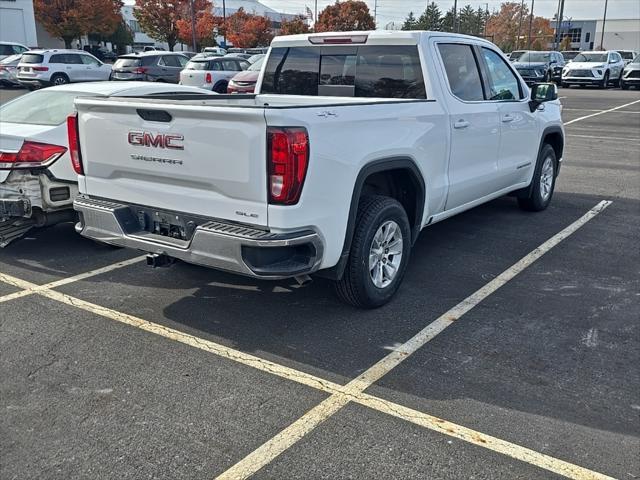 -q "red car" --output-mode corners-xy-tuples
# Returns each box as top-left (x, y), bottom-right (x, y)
(227, 57), (263, 93)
